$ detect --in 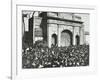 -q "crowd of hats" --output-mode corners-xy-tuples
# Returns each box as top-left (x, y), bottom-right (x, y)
(22, 44), (89, 68)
